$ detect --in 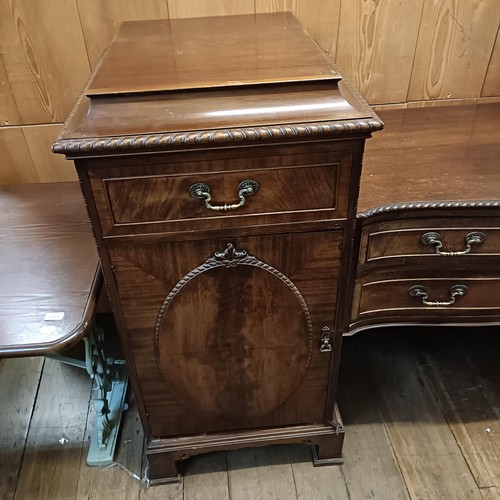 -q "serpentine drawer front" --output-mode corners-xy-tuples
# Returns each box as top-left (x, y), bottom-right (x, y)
(353, 277), (500, 319)
(350, 207), (500, 334)
(359, 217), (500, 269)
